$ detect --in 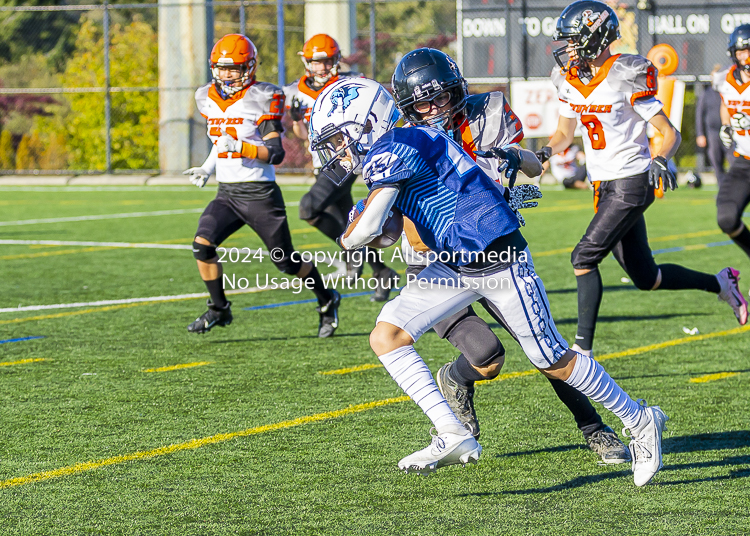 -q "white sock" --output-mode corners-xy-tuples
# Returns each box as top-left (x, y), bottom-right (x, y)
(565, 353), (644, 431)
(378, 346), (467, 435)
